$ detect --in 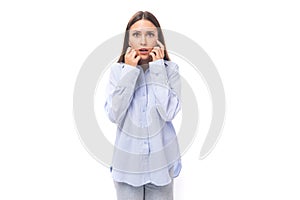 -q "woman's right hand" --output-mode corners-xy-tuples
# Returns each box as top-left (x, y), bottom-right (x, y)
(124, 47), (140, 67)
